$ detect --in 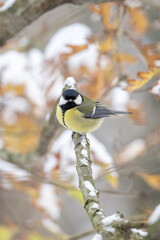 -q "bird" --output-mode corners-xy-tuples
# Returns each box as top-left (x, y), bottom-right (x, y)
(56, 88), (131, 134)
